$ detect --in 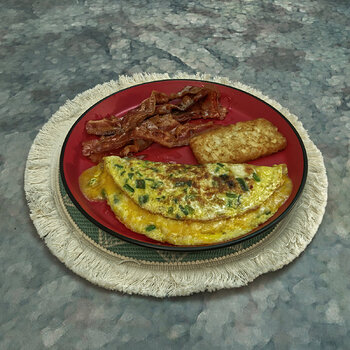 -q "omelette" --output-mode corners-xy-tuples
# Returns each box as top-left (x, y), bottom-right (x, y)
(79, 156), (292, 246)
